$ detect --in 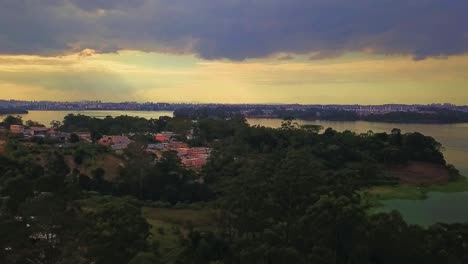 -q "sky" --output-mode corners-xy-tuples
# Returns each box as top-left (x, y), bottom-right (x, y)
(1, 0), (468, 104)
